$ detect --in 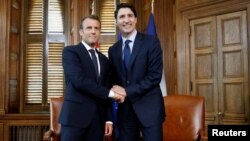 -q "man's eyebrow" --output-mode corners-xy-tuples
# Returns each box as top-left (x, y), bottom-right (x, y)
(118, 15), (123, 18)
(128, 13), (134, 16)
